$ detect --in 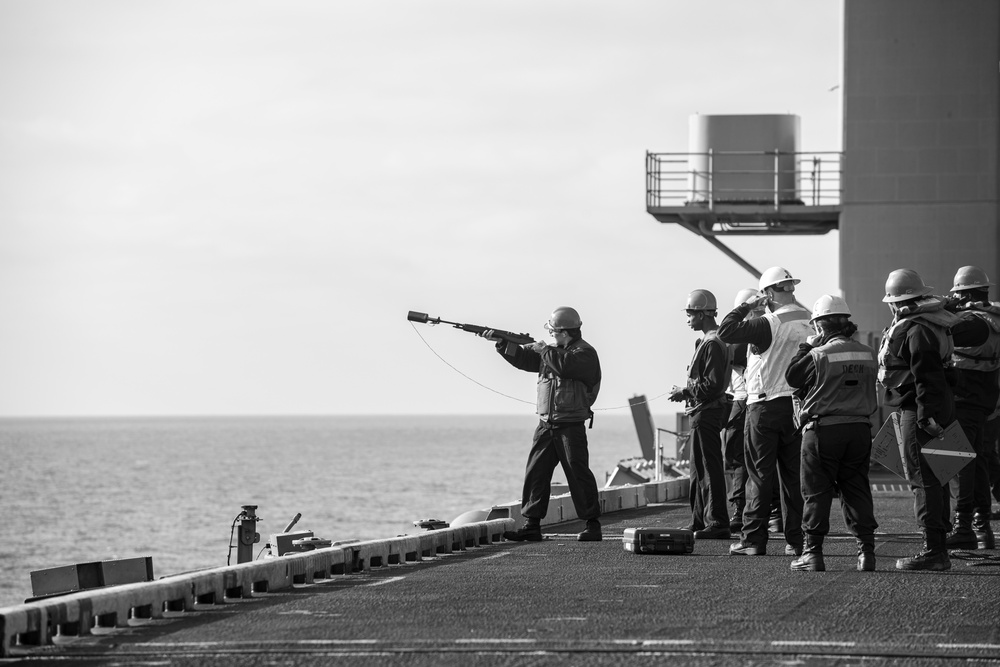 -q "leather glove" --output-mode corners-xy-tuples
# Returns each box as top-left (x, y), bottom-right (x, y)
(919, 417), (945, 439)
